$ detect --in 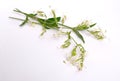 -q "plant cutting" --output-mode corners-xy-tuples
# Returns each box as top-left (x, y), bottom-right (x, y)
(9, 8), (105, 70)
